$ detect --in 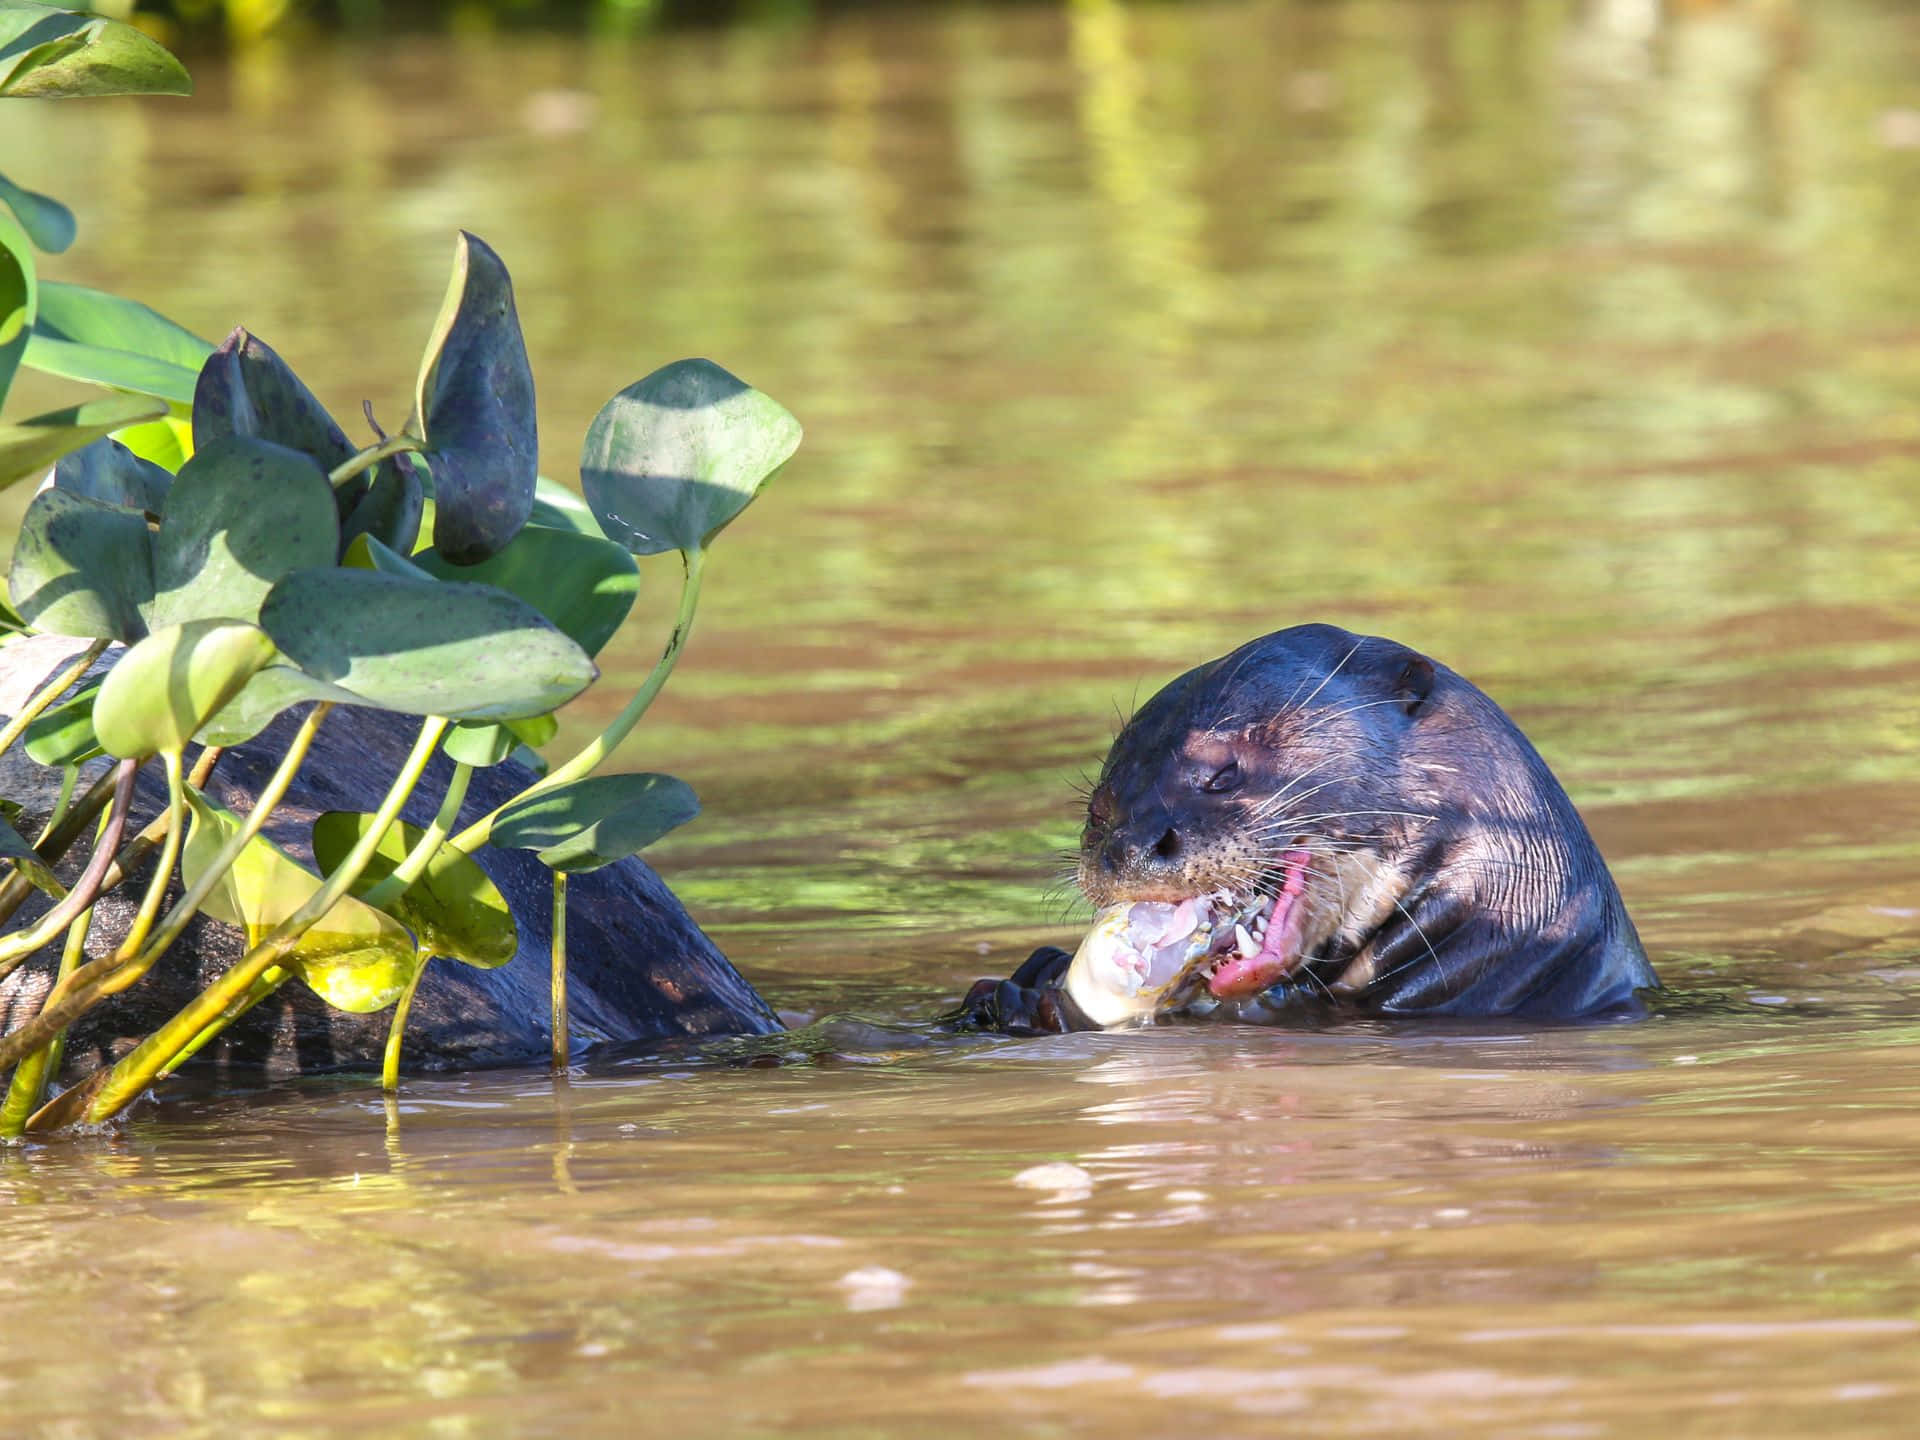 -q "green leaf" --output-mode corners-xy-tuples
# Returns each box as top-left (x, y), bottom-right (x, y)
(149, 435), (338, 629)
(0, 393), (165, 495)
(0, 205), (33, 410)
(580, 358), (800, 558)
(442, 712), (556, 768)
(195, 663), (357, 748)
(25, 281), (211, 408)
(311, 811), (517, 968)
(0, 2), (191, 99)
(191, 328), (356, 493)
(54, 435), (170, 513)
(492, 772), (700, 873)
(411, 526), (637, 658)
(259, 568), (596, 721)
(0, 170), (72, 253)
(529, 474), (599, 536)
(181, 787), (418, 1013)
(339, 451), (424, 558)
(23, 677), (100, 766)
(0, 811), (59, 897)
(112, 414), (190, 472)
(93, 619), (276, 757)
(7, 482), (155, 641)
(410, 232), (537, 565)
